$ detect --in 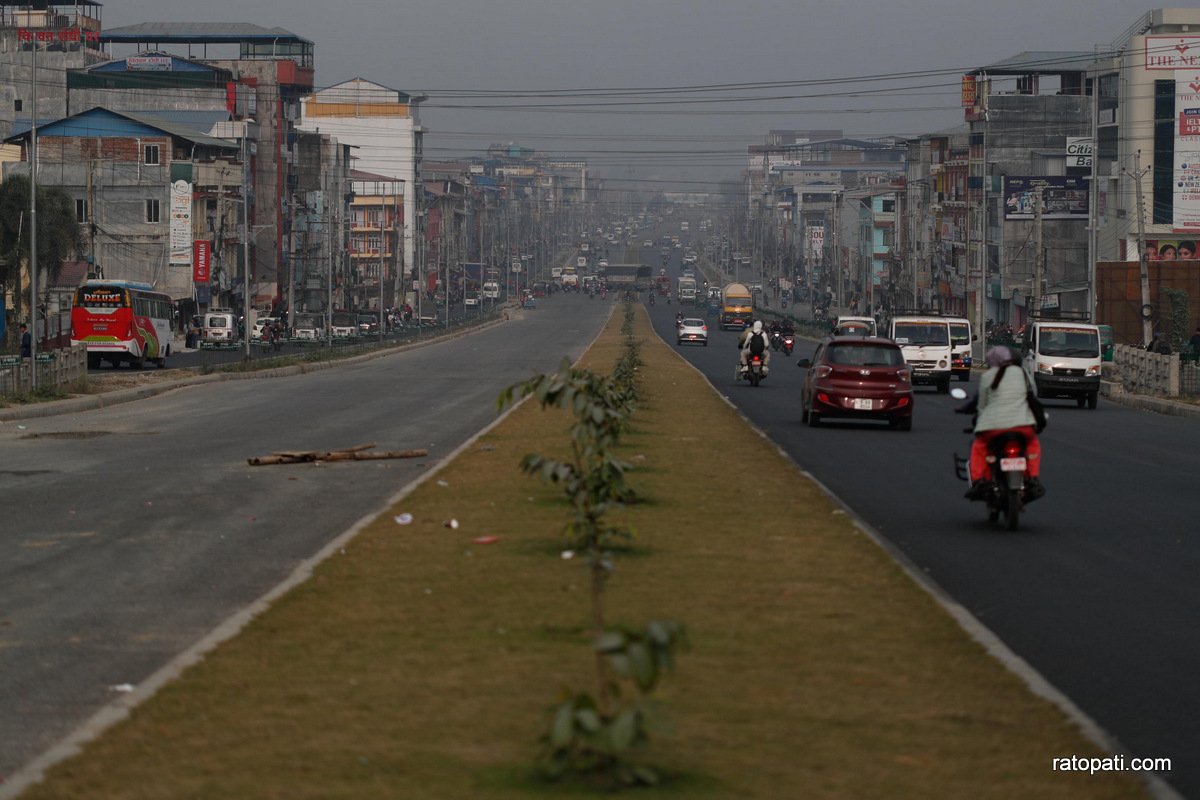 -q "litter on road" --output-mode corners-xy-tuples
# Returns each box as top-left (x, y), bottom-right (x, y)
(247, 443), (428, 466)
